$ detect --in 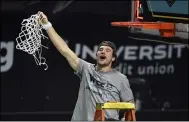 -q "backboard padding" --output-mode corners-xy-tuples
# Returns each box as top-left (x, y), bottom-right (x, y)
(130, 0), (188, 40)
